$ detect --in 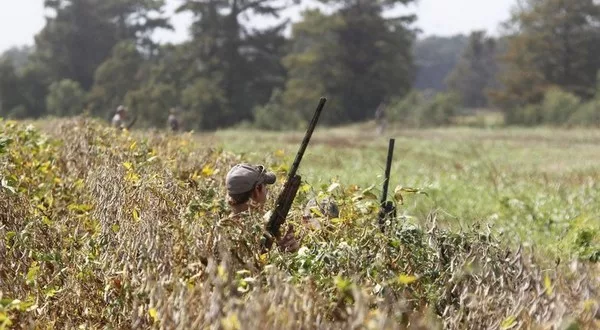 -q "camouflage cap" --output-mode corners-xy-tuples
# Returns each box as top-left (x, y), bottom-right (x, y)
(226, 164), (276, 195)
